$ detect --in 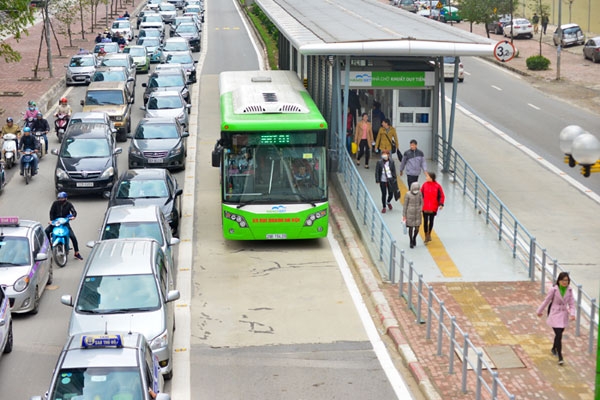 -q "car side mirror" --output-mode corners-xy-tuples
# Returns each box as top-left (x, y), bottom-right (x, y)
(140, 106), (146, 110)
(169, 238), (180, 246)
(182, 131), (189, 138)
(175, 188), (183, 196)
(86, 240), (97, 248)
(60, 294), (74, 307)
(35, 252), (48, 262)
(51, 149), (59, 155)
(114, 147), (123, 155)
(127, 77), (134, 82)
(80, 100), (84, 106)
(142, 82), (147, 87)
(166, 290), (180, 302)
(156, 394), (170, 400)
